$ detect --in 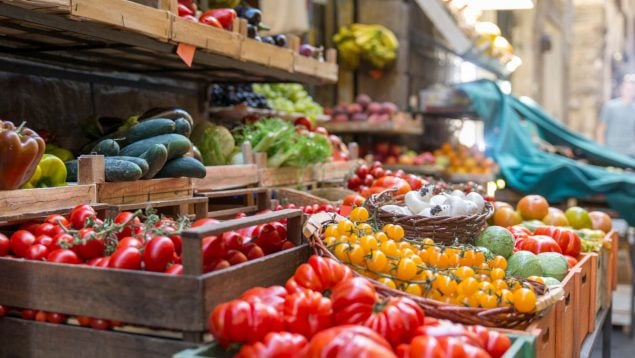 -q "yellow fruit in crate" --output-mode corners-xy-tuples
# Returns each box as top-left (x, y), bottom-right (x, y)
(513, 288), (537, 313)
(565, 206), (593, 229)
